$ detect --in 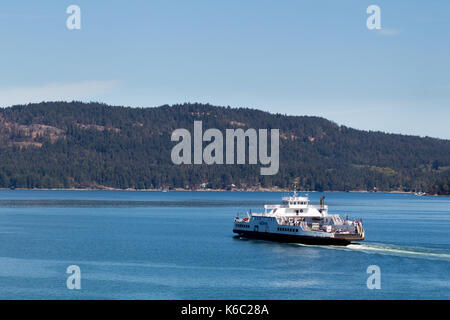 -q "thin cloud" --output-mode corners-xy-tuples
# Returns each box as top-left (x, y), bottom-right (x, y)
(435, 83), (450, 89)
(0, 80), (120, 107)
(378, 28), (402, 36)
